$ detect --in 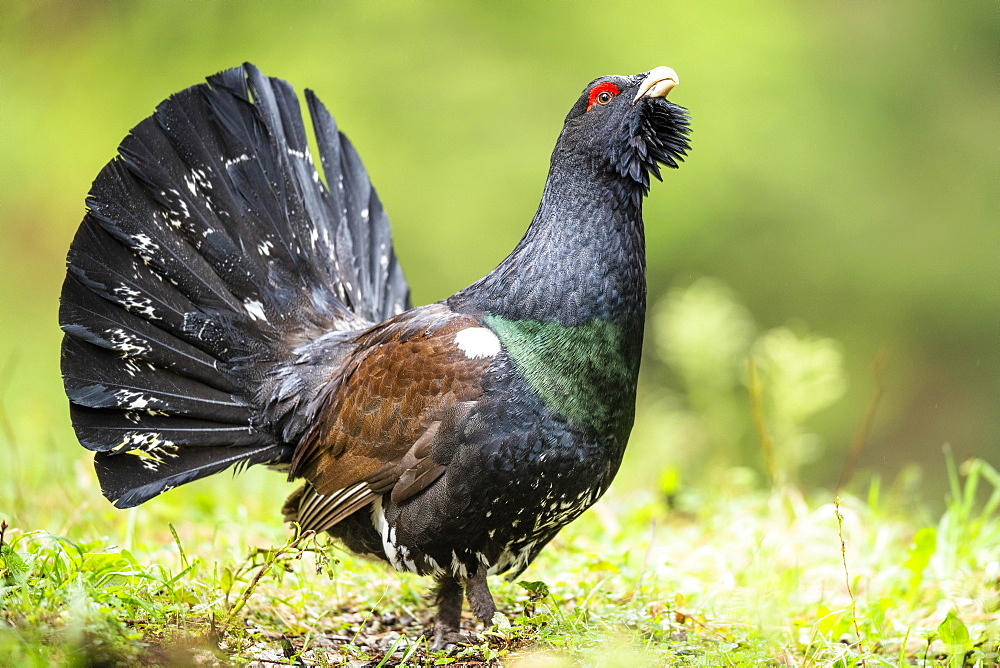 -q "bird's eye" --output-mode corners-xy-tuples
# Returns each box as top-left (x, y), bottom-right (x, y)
(586, 82), (621, 111)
